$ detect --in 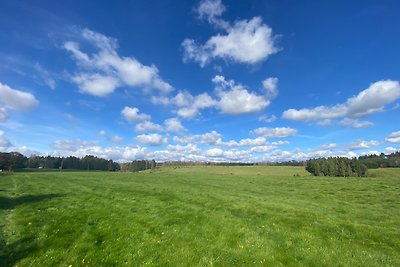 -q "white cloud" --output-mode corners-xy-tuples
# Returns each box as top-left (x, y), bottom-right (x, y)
(34, 63), (56, 90)
(121, 107), (151, 122)
(385, 131), (400, 143)
(152, 90), (216, 119)
(258, 114), (277, 123)
(0, 107), (8, 122)
(176, 92), (216, 119)
(205, 148), (224, 157)
(153, 75), (274, 118)
(72, 74), (119, 97)
(262, 77), (278, 99)
(283, 104), (347, 122)
(385, 147), (400, 153)
(52, 139), (149, 162)
(250, 145), (276, 153)
(201, 130), (222, 145)
(283, 80), (400, 124)
(183, 16), (278, 66)
(0, 130), (11, 148)
(167, 144), (200, 154)
(53, 139), (99, 152)
(252, 127), (298, 138)
(314, 143), (337, 150)
(135, 121), (163, 132)
(63, 113), (80, 125)
(136, 133), (167, 146)
(151, 96), (171, 105)
(172, 130), (222, 146)
(340, 118), (373, 128)
(216, 86), (268, 114)
(346, 80), (400, 117)
(64, 28), (173, 96)
(224, 137), (267, 147)
(214, 75), (269, 114)
(349, 140), (380, 150)
(0, 82), (39, 111)
(196, 0), (227, 28)
(111, 136), (123, 143)
(99, 130), (123, 143)
(99, 130), (107, 137)
(164, 118), (186, 133)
